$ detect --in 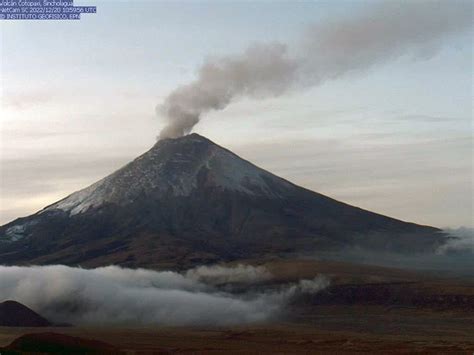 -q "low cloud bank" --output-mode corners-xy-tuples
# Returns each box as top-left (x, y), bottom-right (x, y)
(185, 264), (272, 285)
(438, 227), (474, 254)
(0, 264), (328, 326)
